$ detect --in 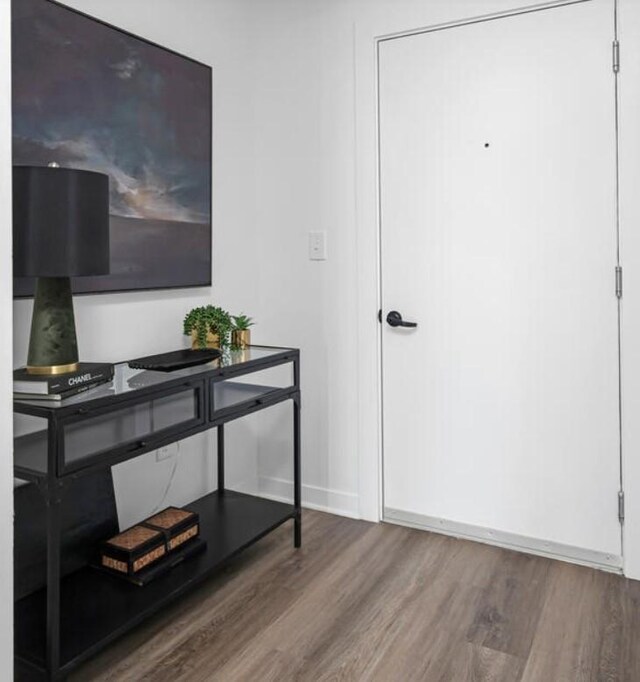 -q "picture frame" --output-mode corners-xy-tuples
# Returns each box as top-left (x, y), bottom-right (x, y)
(12, 0), (213, 297)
